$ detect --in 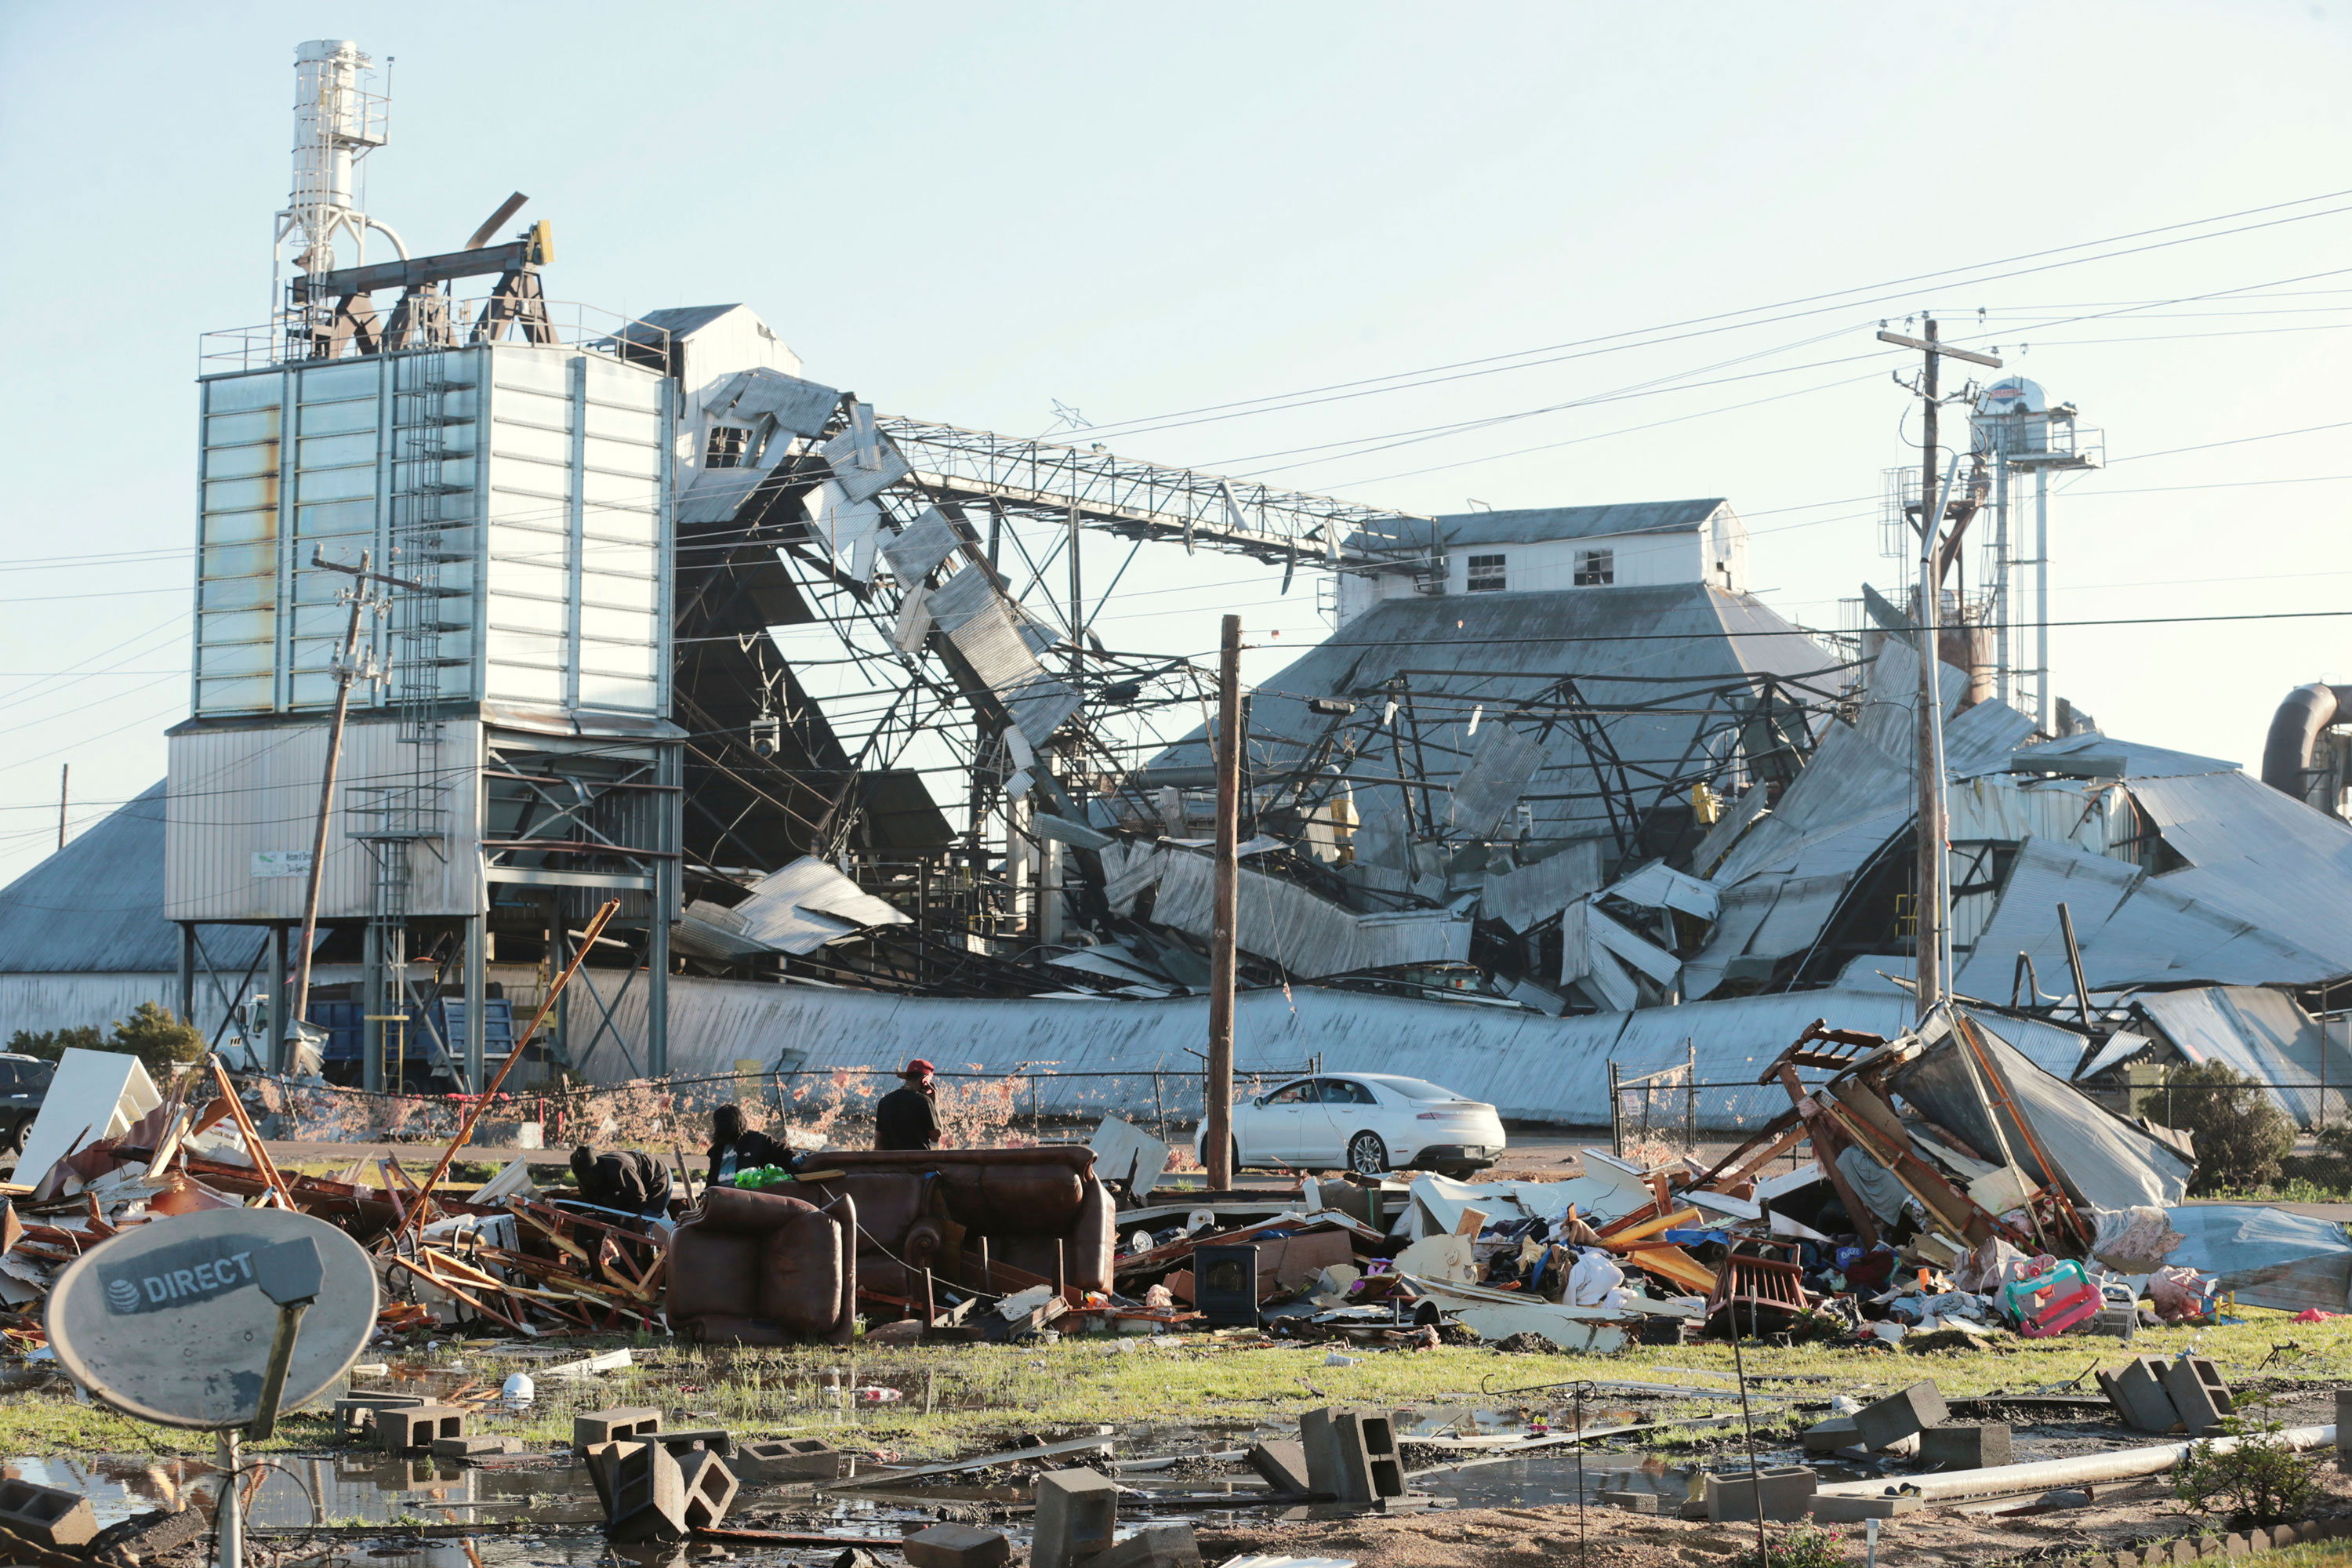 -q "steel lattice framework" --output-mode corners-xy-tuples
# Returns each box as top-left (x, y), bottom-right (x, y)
(879, 416), (1432, 564)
